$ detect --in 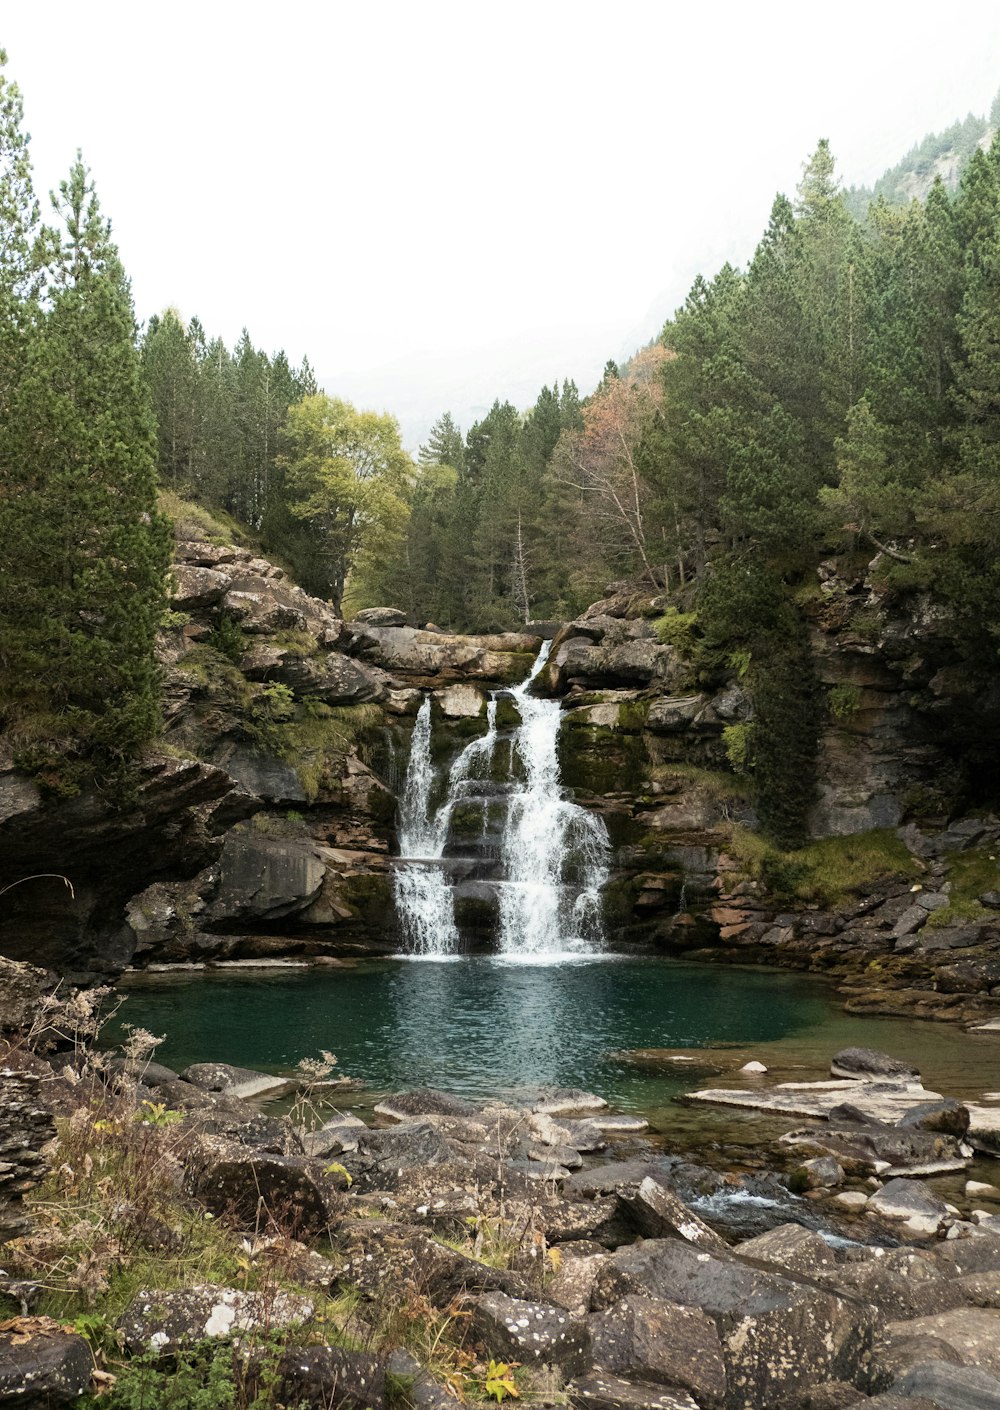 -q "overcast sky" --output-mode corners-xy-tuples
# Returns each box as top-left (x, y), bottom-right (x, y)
(4, 1), (1000, 447)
